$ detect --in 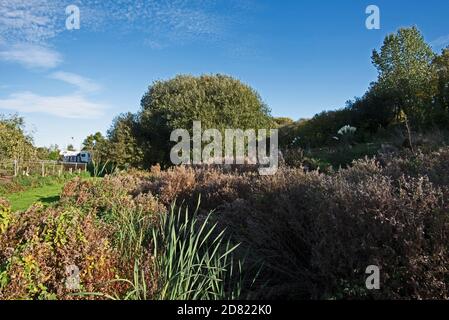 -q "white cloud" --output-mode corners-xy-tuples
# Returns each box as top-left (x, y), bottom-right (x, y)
(0, 91), (106, 118)
(0, 43), (62, 68)
(49, 71), (101, 93)
(431, 35), (449, 48)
